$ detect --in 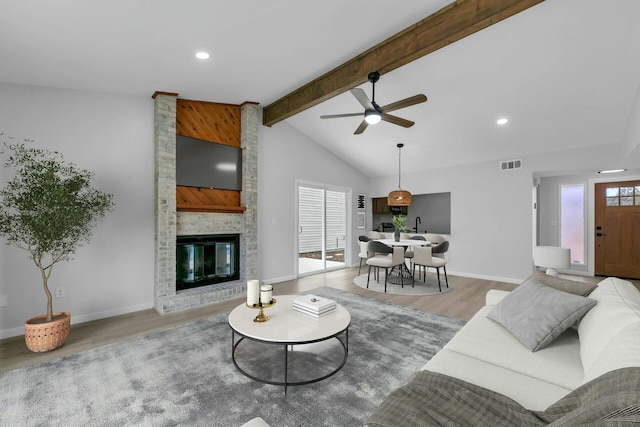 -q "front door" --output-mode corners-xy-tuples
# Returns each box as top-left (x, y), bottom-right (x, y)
(594, 180), (640, 279)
